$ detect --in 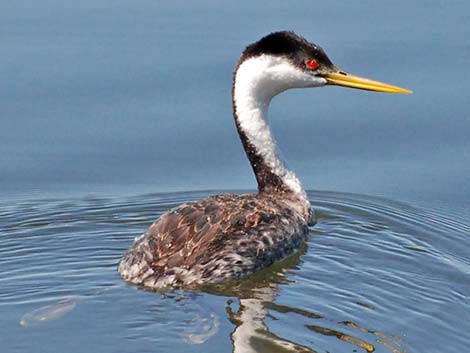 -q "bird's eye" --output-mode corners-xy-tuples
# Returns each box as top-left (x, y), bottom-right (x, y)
(306, 59), (319, 70)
